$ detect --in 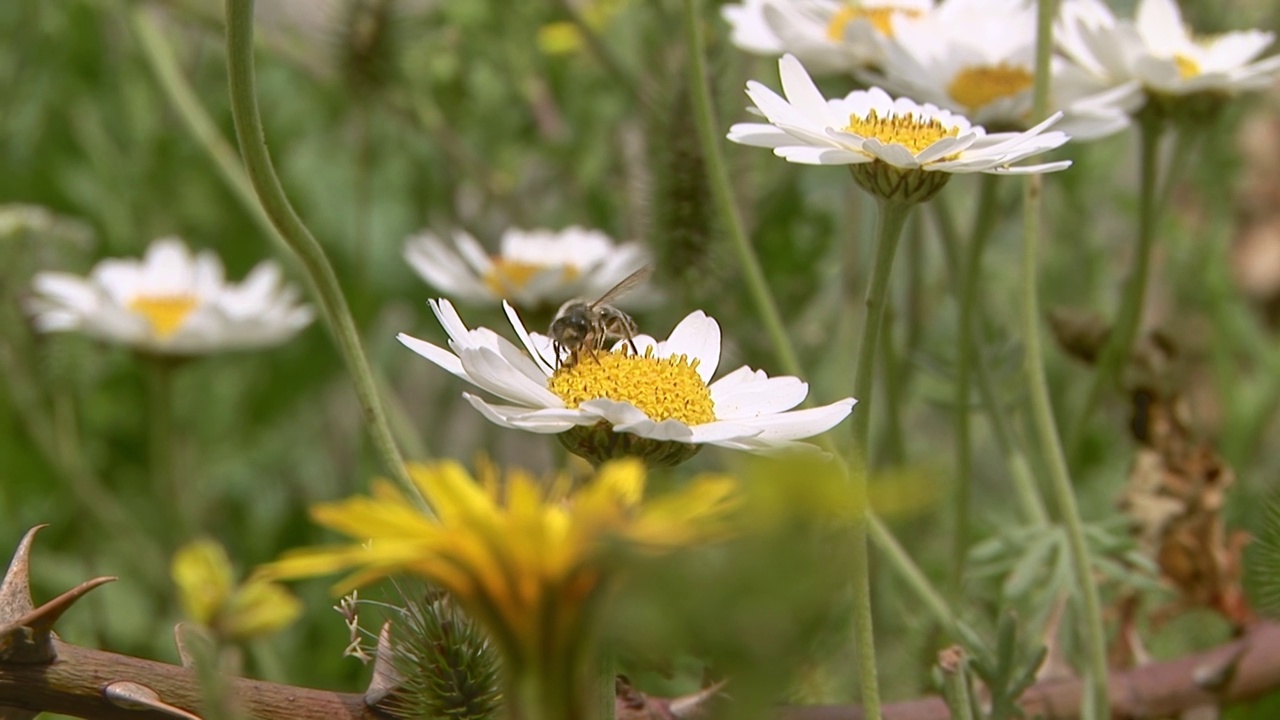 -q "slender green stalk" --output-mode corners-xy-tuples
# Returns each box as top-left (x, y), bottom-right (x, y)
(951, 175), (1000, 590)
(1070, 112), (1164, 447)
(867, 515), (956, 638)
(682, 0), (899, 712)
(844, 197), (912, 720)
(852, 199), (911, 455)
(931, 197), (1050, 526)
(223, 0), (416, 500)
(878, 308), (906, 464)
(131, 7), (283, 253)
(1026, 0), (1108, 715)
(147, 356), (185, 535)
(679, 0), (801, 378)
